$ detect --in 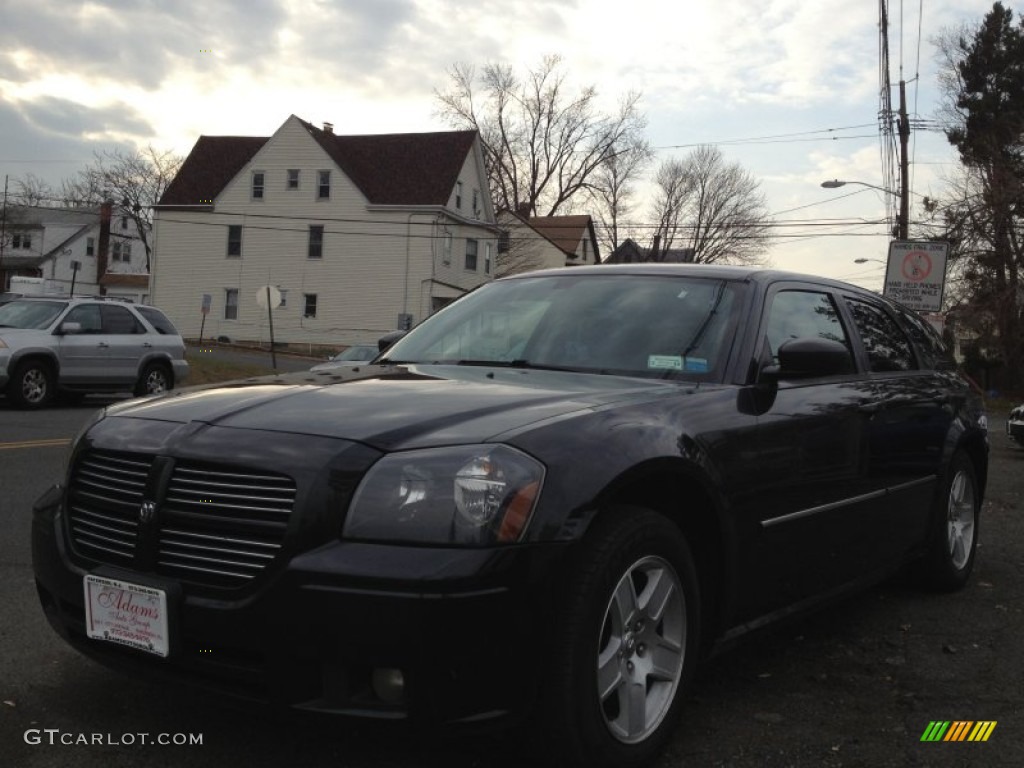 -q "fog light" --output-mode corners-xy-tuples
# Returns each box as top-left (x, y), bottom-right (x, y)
(371, 667), (405, 704)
